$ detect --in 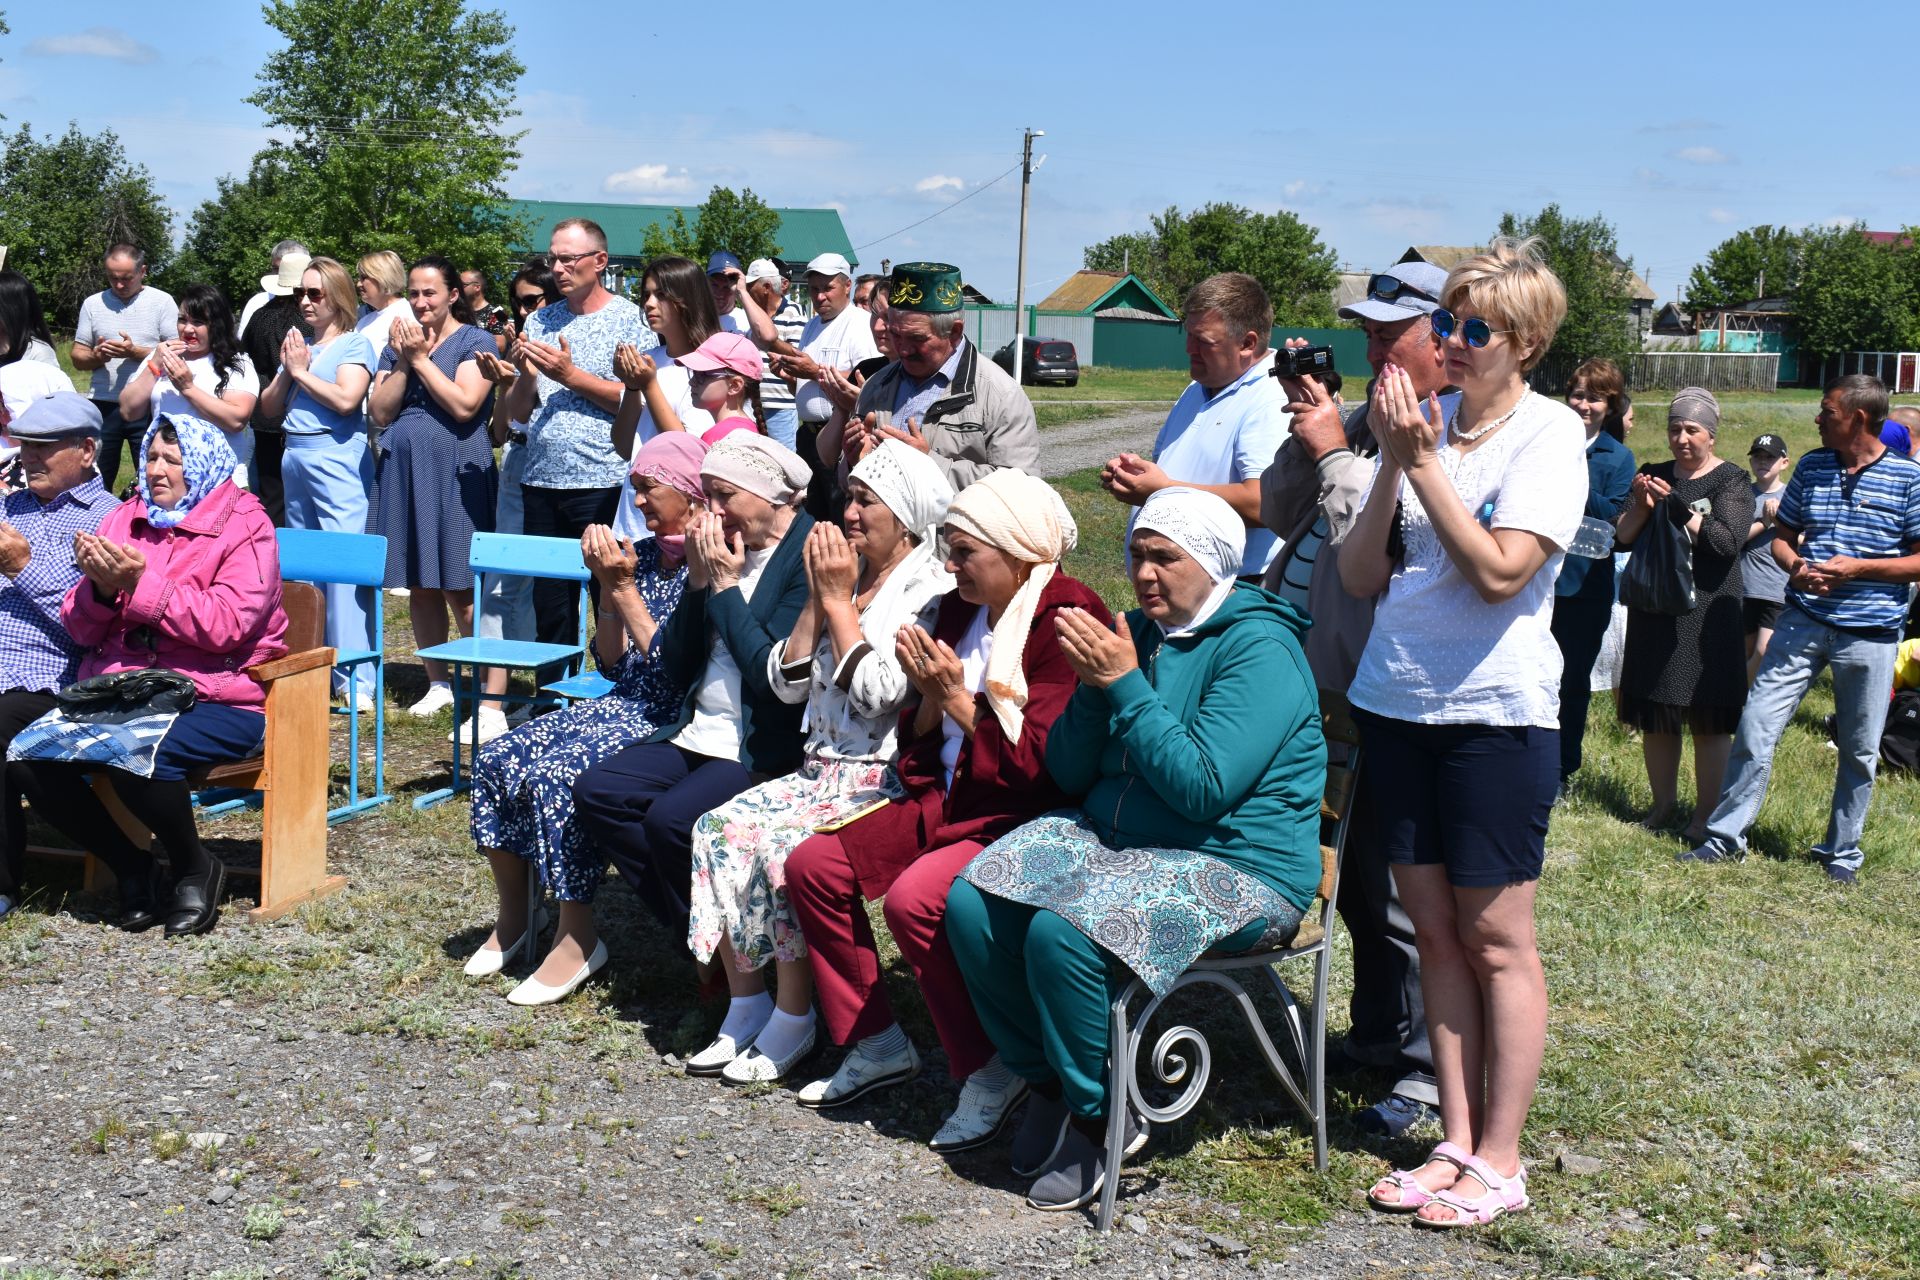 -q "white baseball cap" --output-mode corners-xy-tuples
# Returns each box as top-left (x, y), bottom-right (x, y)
(745, 258), (783, 284)
(805, 252), (852, 279)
